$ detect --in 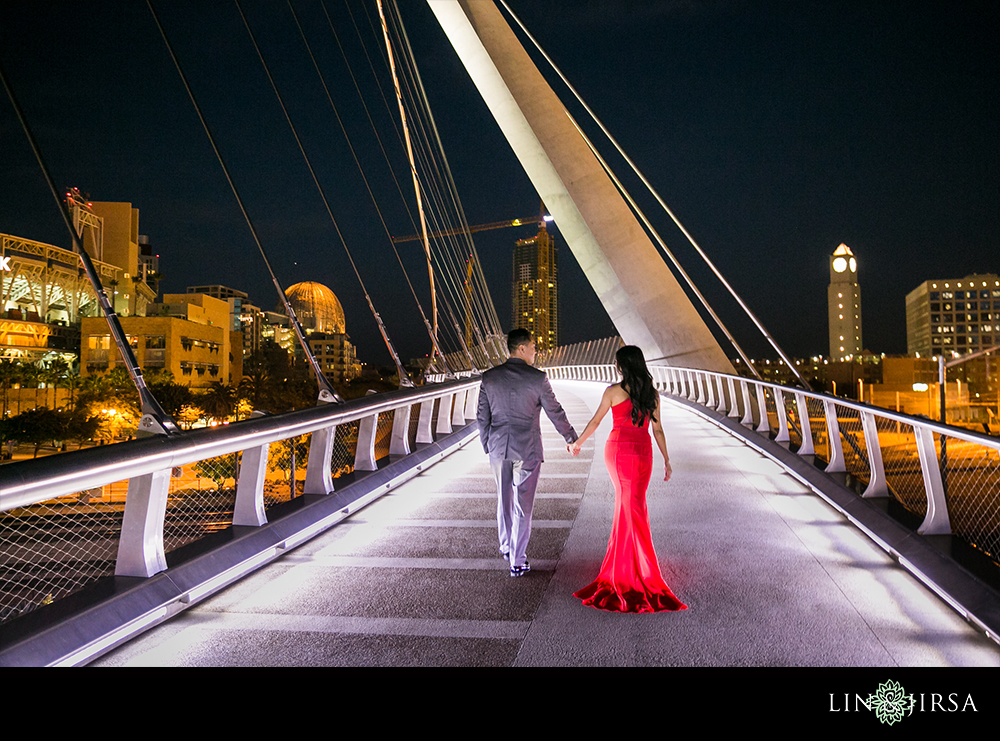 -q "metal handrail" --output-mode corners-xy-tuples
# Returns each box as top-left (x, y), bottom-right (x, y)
(544, 364), (1000, 448)
(545, 364), (1000, 547)
(0, 374), (483, 634)
(0, 377), (480, 512)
